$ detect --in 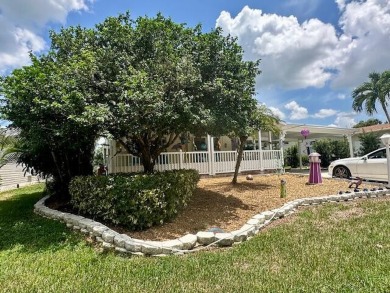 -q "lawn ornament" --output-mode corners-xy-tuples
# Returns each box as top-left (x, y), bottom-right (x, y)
(300, 129), (310, 139)
(280, 179), (287, 198)
(308, 152), (322, 184)
(348, 177), (362, 189)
